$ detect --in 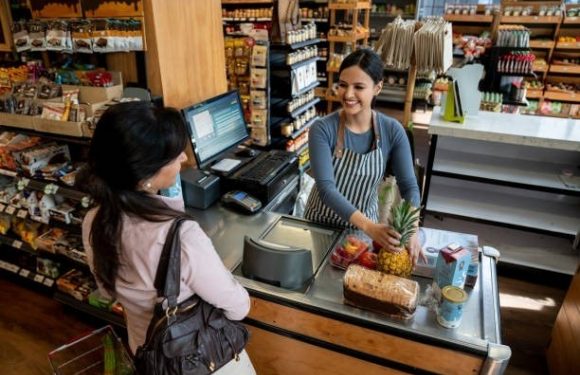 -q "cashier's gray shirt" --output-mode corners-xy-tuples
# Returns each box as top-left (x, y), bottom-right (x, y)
(308, 111), (420, 222)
